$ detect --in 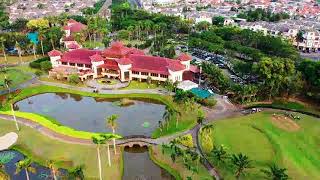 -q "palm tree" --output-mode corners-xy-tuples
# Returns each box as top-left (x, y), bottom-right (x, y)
(46, 160), (58, 180)
(11, 104), (20, 131)
(211, 145), (228, 163)
(15, 41), (23, 64)
(38, 30), (45, 56)
(100, 134), (118, 168)
(230, 153), (252, 179)
(261, 164), (289, 180)
(69, 165), (85, 180)
(201, 124), (214, 135)
(15, 157), (36, 180)
(107, 114), (119, 155)
(0, 36), (7, 65)
(1, 76), (12, 93)
(92, 136), (105, 180)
